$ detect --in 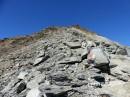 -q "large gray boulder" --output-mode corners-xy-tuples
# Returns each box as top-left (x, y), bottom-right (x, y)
(87, 48), (109, 67)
